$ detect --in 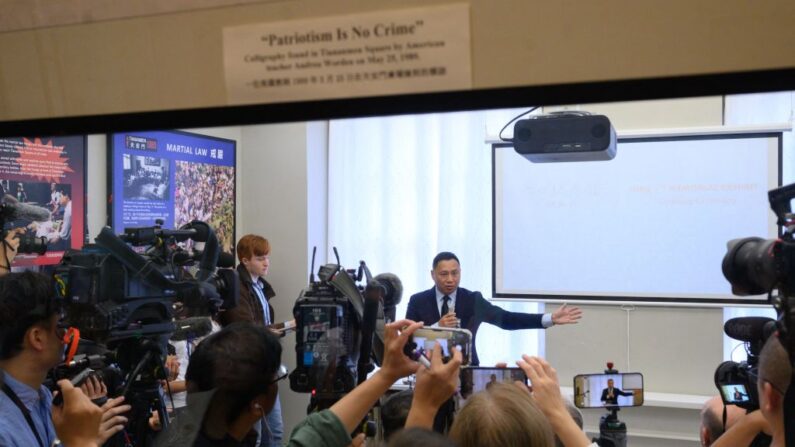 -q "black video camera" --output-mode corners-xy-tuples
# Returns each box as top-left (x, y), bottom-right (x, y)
(714, 317), (777, 410)
(50, 220), (237, 444)
(53, 220), (229, 345)
(289, 248), (401, 406)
